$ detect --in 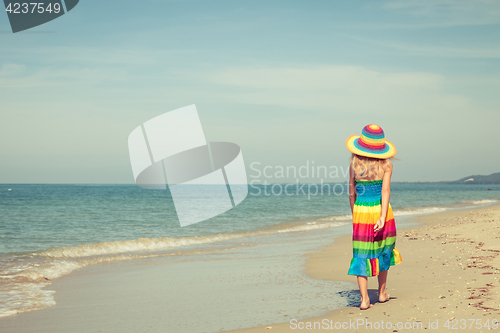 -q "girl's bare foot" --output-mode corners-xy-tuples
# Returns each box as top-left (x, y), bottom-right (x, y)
(379, 293), (391, 303)
(360, 298), (373, 310)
